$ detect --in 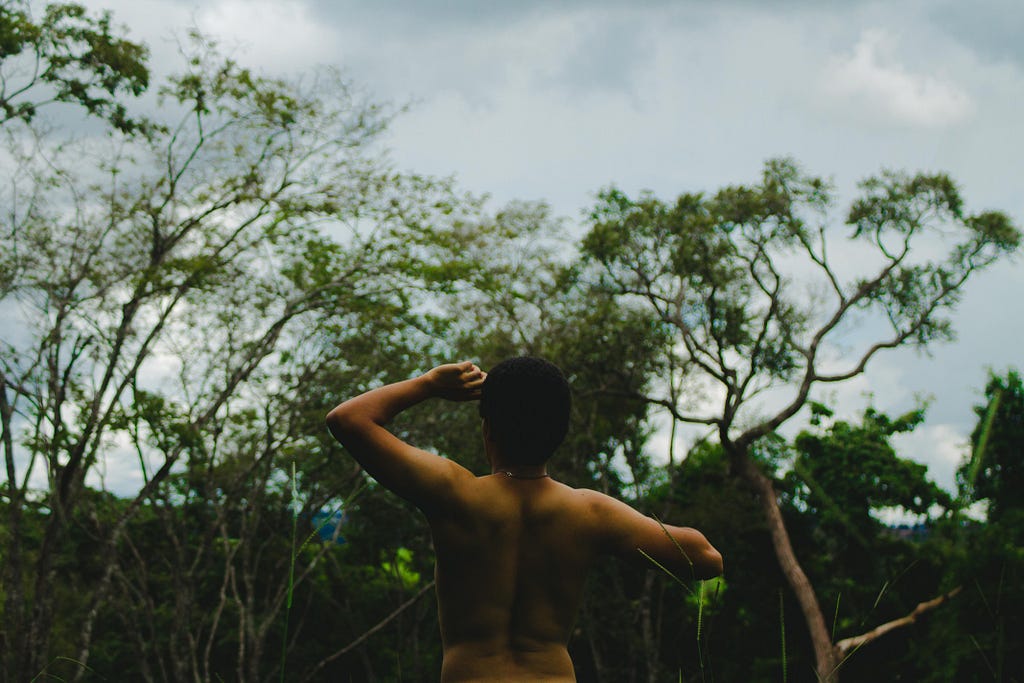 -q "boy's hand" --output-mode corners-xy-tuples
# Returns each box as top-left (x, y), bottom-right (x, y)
(425, 361), (486, 401)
